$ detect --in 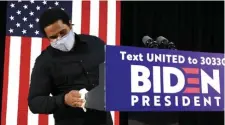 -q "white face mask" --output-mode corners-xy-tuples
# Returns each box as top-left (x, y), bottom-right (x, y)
(50, 29), (75, 52)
